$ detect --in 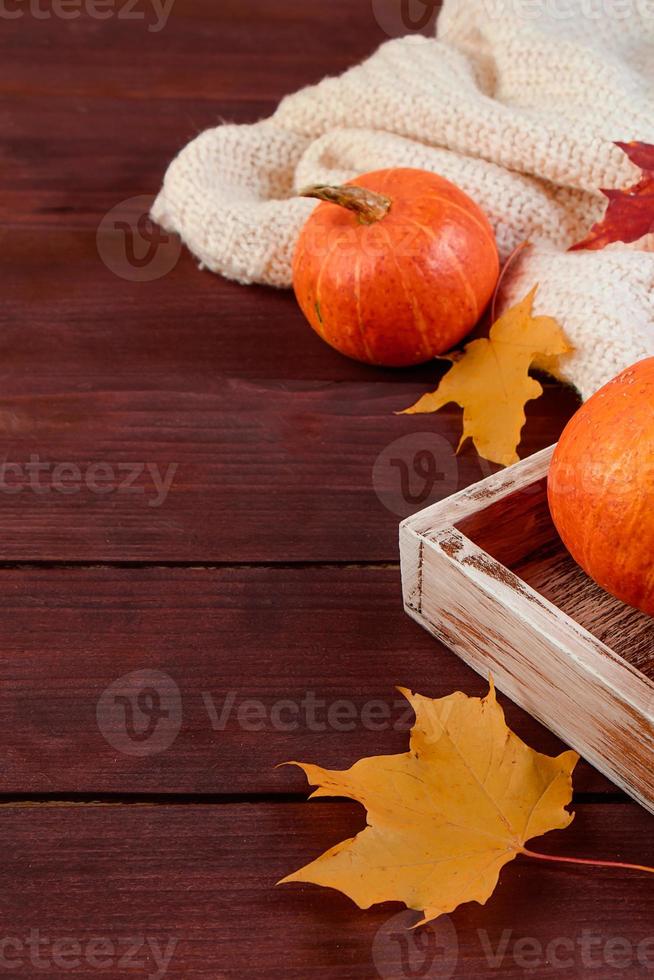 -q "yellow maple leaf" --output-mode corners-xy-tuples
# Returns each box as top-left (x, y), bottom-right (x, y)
(400, 285), (572, 467)
(279, 681), (579, 924)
